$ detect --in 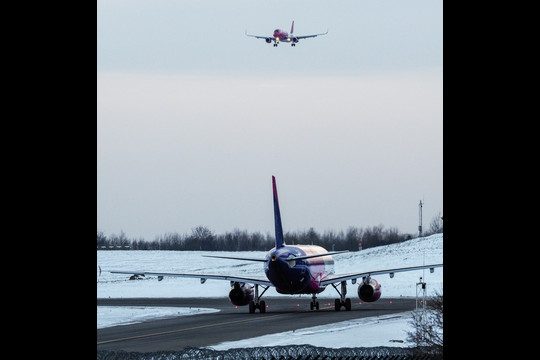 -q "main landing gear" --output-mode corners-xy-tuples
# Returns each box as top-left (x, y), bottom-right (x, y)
(249, 284), (269, 313)
(310, 293), (320, 311)
(249, 300), (265, 313)
(332, 281), (352, 311)
(273, 43), (296, 47)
